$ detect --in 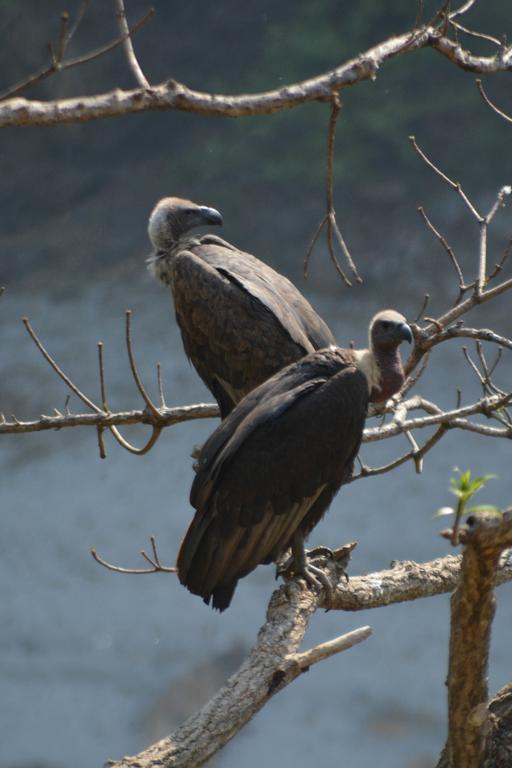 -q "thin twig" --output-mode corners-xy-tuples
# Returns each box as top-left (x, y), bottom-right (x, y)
(289, 626), (372, 670)
(91, 536), (176, 574)
(156, 363), (166, 408)
(23, 316), (103, 414)
(125, 310), (161, 418)
(304, 95), (360, 285)
(108, 423), (162, 455)
(417, 206), (467, 298)
(448, 0), (477, 20)
(98, 334), (163, 455)
(409, 135), (483, 222)
(67, 0), (91, 44)
(0, 8), (154, 101)
(476, 79), (512, 125)
(114, 0), (151, 88)
(449, 21), (502, 47)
